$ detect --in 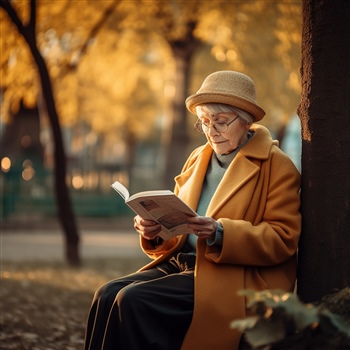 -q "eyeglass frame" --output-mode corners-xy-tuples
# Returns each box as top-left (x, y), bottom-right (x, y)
(194, 115), (240, 134)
